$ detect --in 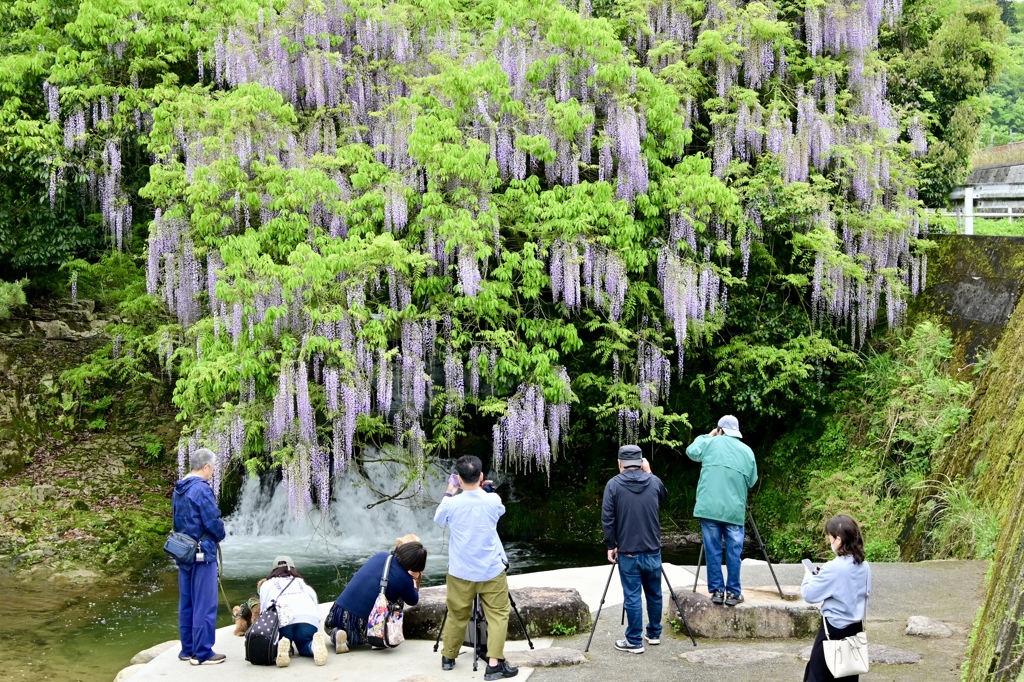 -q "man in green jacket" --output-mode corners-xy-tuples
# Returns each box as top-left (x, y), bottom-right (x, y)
(685, 415), (757, 607)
